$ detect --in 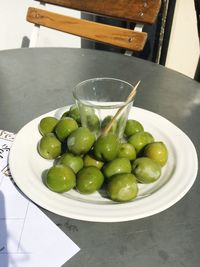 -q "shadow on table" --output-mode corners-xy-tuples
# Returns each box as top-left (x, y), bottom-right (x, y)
(0, 190), (8, 267)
